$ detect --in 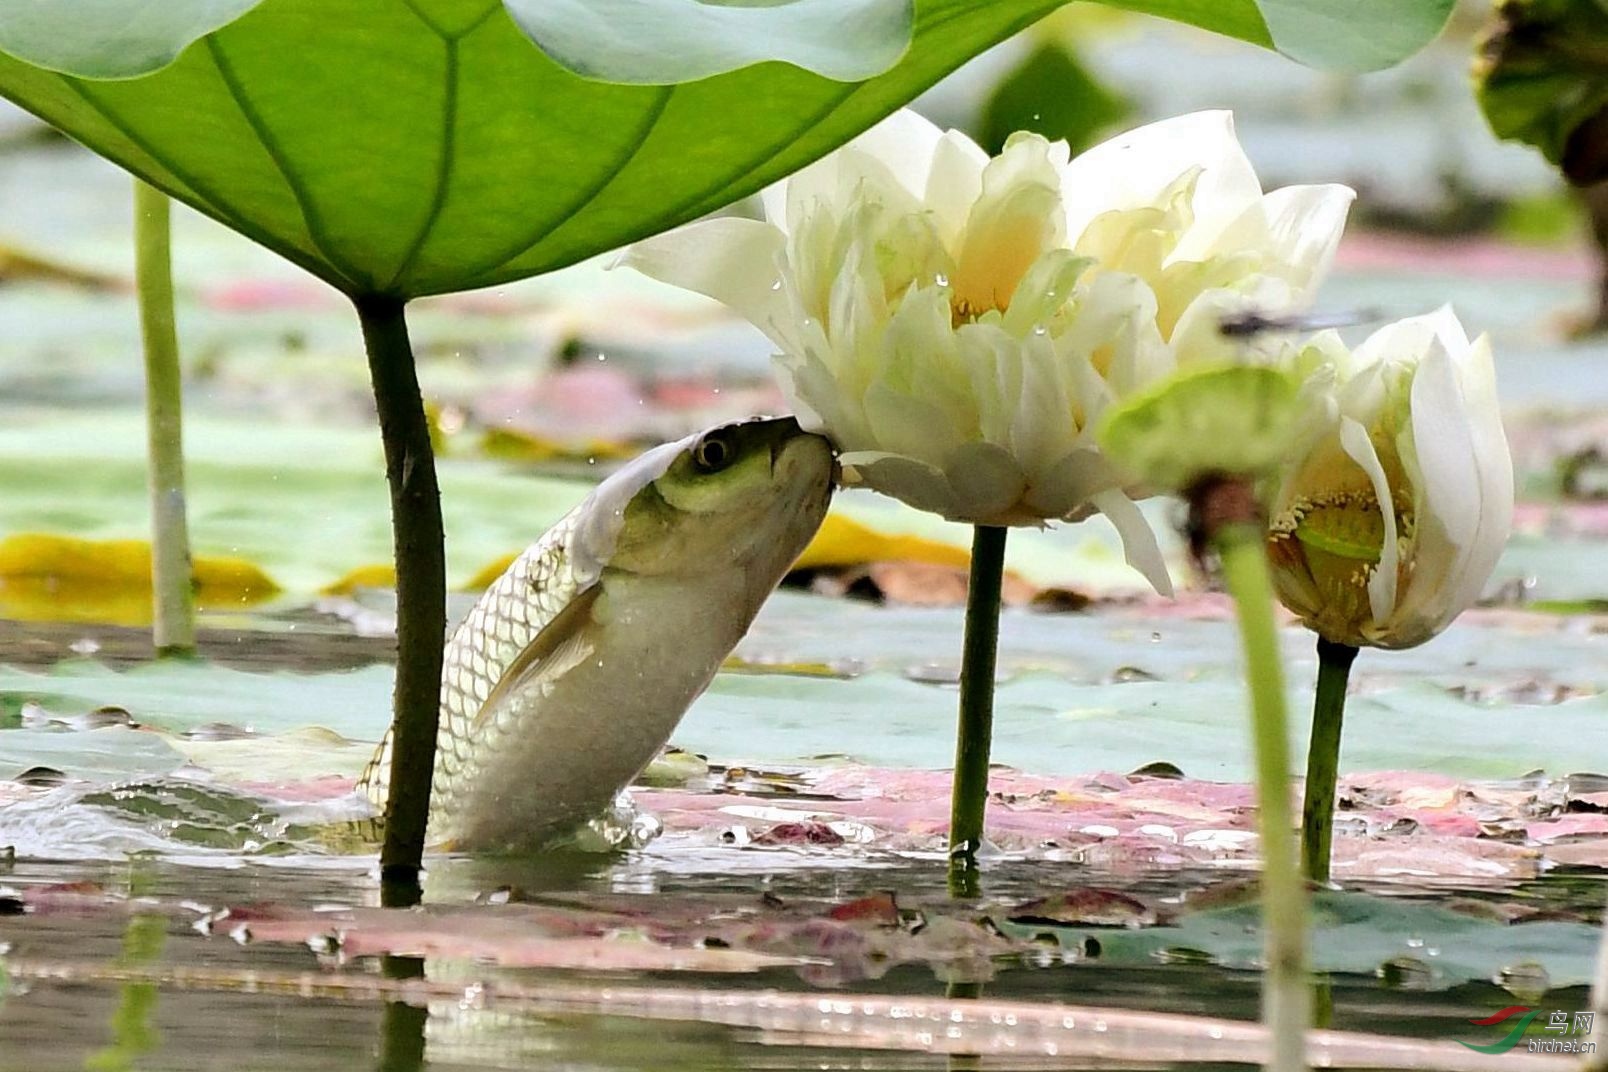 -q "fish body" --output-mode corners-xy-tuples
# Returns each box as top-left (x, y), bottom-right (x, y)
(361, 417), (833, 851)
